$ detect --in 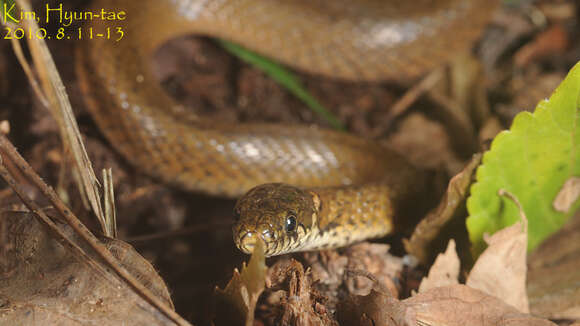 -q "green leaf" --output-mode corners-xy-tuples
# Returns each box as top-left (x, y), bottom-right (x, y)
(467, 62), (580, 256)
(218, 40), (345, 130)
